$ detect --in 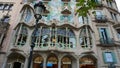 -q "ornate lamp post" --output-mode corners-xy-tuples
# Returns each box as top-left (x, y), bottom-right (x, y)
(27, 1), (46, 68)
